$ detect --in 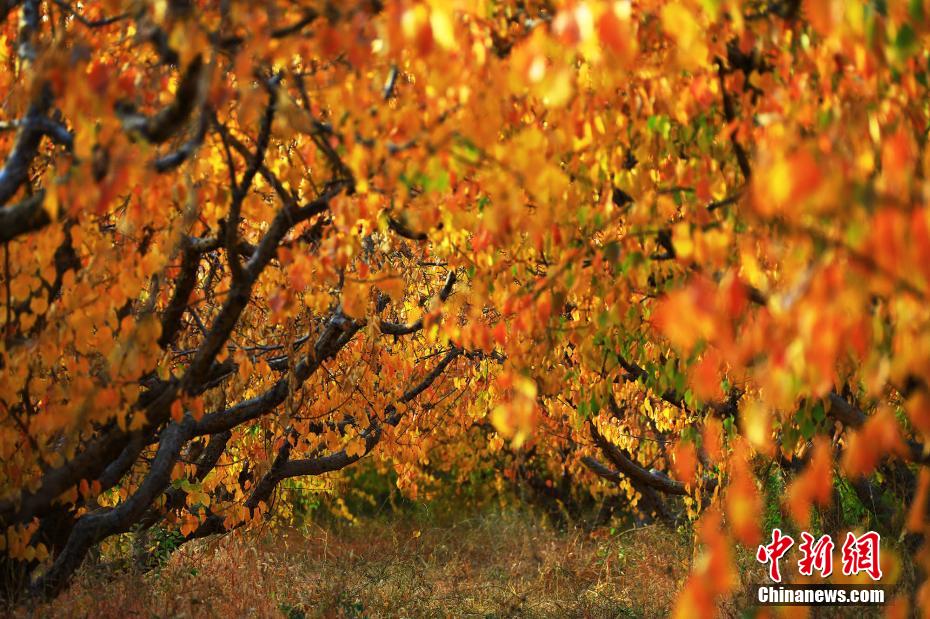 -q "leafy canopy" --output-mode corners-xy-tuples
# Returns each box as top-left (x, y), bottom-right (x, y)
(0, 0), (929, 613)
